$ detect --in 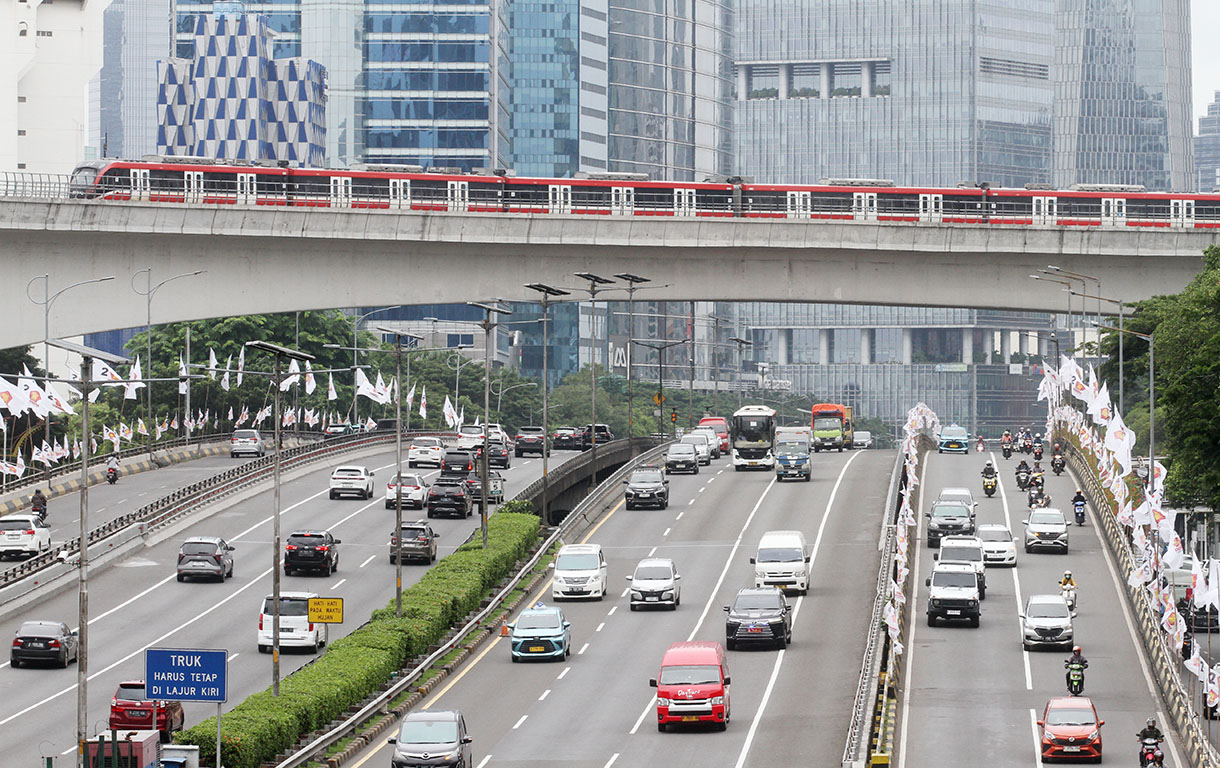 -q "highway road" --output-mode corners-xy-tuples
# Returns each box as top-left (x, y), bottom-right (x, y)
(0, 442), (580, 766)
(898, 448), (1186, 768)
(341, 447), (893, 768)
